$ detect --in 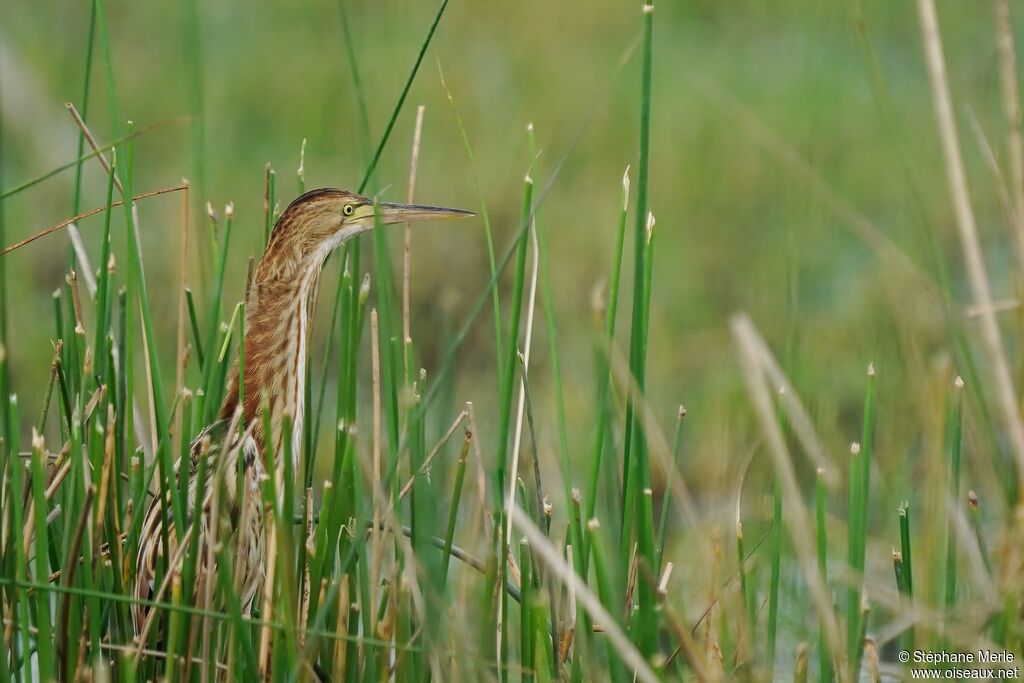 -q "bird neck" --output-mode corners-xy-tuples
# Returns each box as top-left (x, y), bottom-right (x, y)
(220, 256), (322, 465)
